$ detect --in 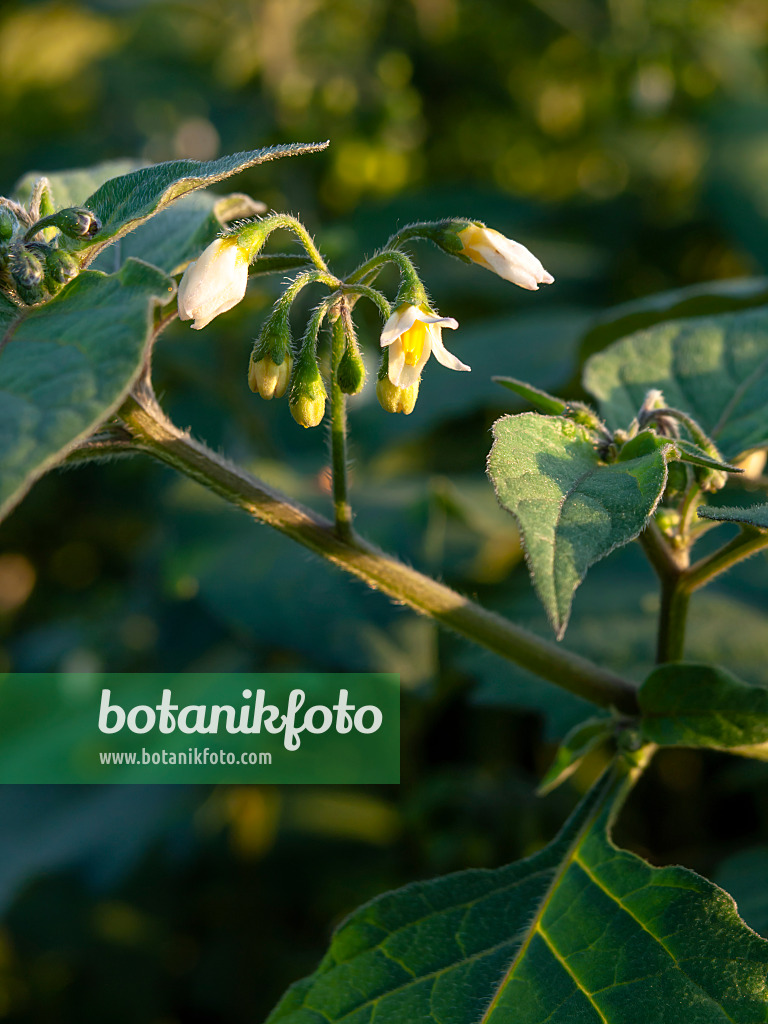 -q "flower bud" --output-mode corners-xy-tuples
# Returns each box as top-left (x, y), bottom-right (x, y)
(337, 343), (366, 395)
(44, 247), (79, 285)
(178, 236), (250, 330)
(11, 247), (44, 292)
(0, 206), (18, 242)
(289, 355), (327, 428)
(53, 207), (102, 238)
(457, 223), (554, 290)
(249, 351), (293, 400)
(376, 375), (420, 415)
